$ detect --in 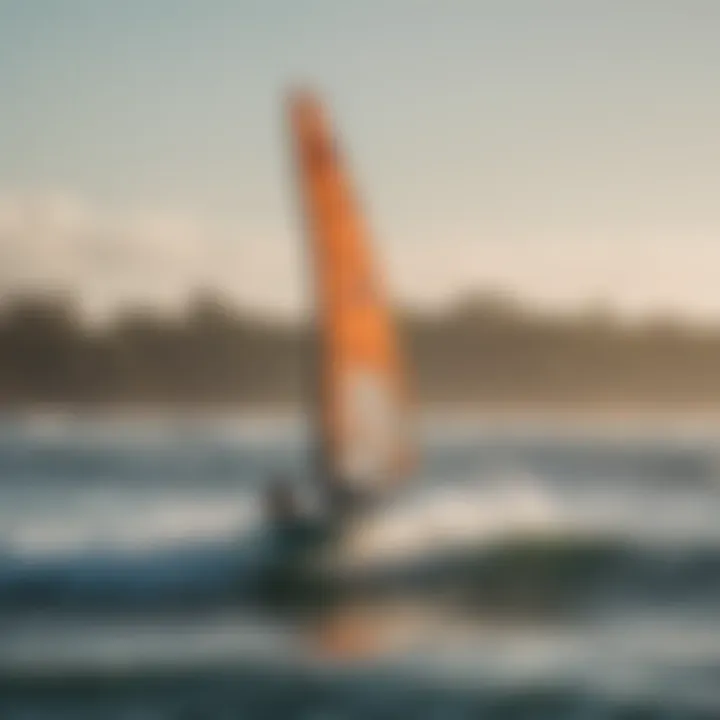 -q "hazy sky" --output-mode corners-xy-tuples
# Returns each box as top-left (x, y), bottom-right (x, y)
(1, 1), (720, 319)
